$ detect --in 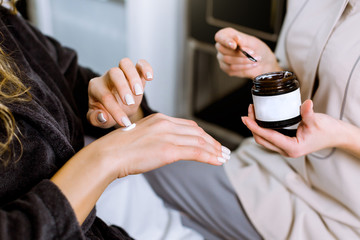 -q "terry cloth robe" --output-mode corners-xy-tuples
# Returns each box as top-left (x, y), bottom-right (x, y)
(0, 6), (153, 240)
